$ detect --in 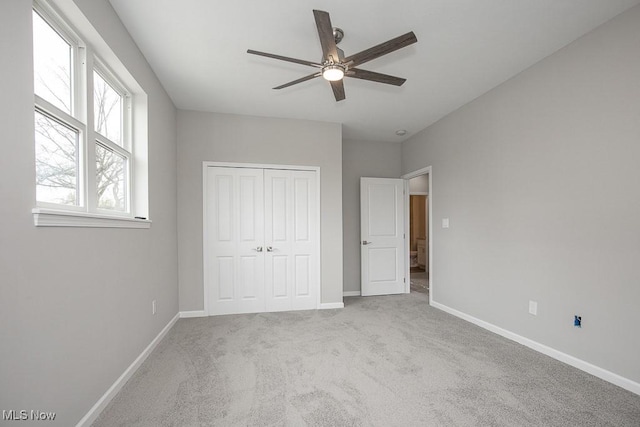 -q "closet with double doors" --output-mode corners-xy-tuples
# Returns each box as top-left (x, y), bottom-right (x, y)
(204, 164), (320, 316)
